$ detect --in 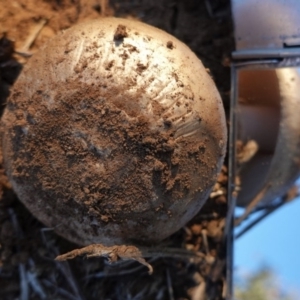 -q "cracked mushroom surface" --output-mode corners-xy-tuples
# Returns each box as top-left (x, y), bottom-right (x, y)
(1, 18), (227, 246)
